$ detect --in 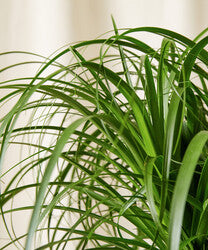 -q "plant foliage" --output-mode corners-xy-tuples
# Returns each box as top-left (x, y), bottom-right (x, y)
(0, 21), (208, 249)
